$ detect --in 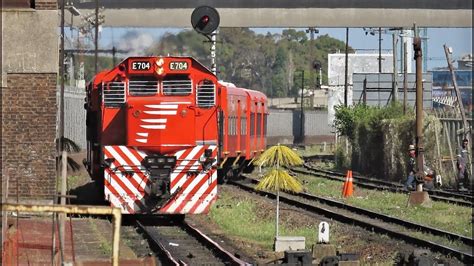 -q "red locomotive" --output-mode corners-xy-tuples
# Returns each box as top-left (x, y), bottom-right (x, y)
(84, 56), (267, 214)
